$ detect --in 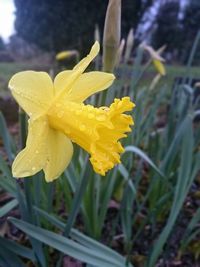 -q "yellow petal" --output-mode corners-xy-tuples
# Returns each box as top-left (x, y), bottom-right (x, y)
(54, 70), (75, 96)
(9, 71), (54, 119)
(54, 42), (100, 97)
(43, 130), (73, 182)
(64, 71), (115, 102)
(12, 117), (48, 178)
(12, 116), (73, 182)
(73, 41), (100, 72)
(153, 59), (166, 76)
